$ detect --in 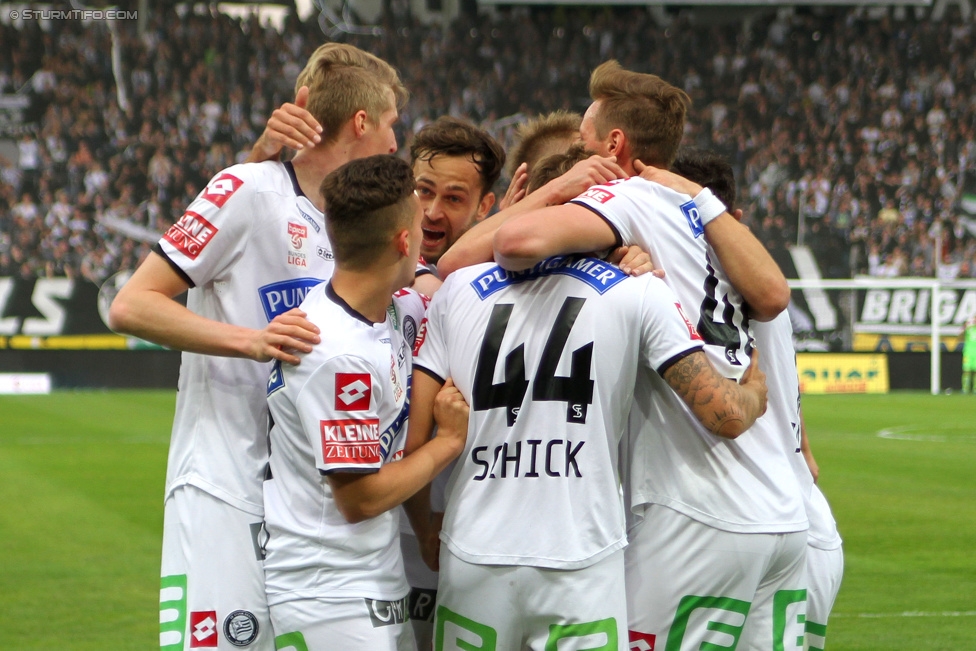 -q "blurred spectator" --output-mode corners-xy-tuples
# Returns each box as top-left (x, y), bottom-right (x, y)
(0, 4), (974, 282)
